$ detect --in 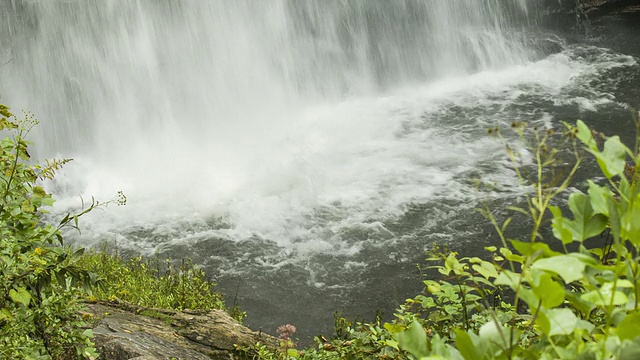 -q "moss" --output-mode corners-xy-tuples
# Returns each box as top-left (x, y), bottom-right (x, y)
(139, 310), (173, 325)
